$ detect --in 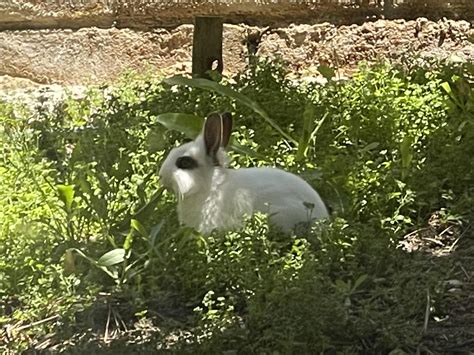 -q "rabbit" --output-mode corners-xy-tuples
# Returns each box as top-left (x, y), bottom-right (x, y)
(158, 112), (329, 234)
